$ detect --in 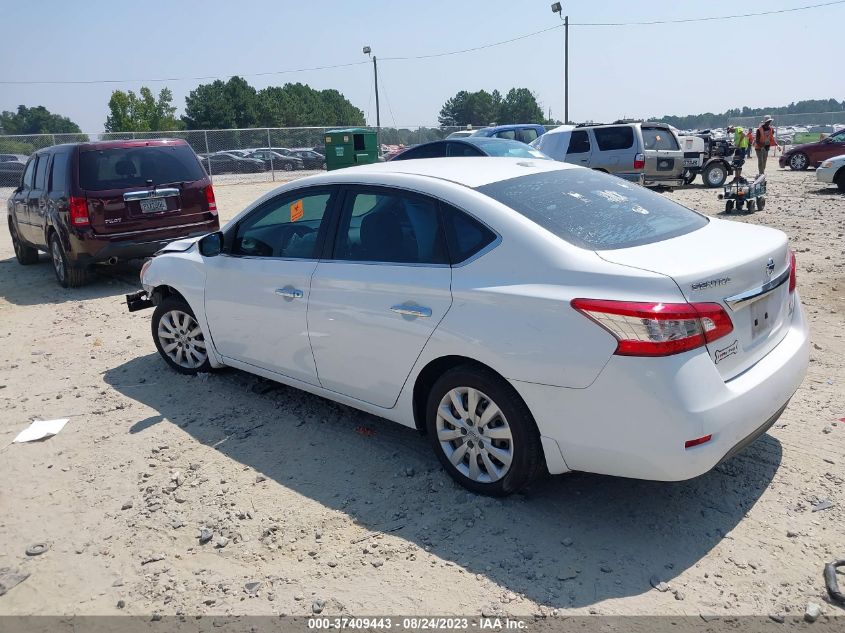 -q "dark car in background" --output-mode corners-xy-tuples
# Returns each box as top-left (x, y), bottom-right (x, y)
(244, 149), (302, 171)
(200, 152), (266, 174)
(288, 149), (326, 169)
(0, 154), (28, 186)
(7, 139), (219, 287)
(780, 128), (845, 170)
(390, 137), (550, 161)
